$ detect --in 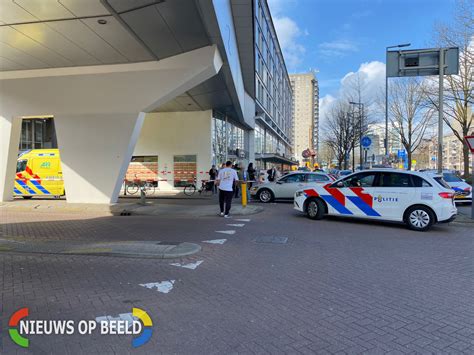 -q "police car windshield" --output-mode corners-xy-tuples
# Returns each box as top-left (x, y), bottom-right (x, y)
(443, 173), (463, 182)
